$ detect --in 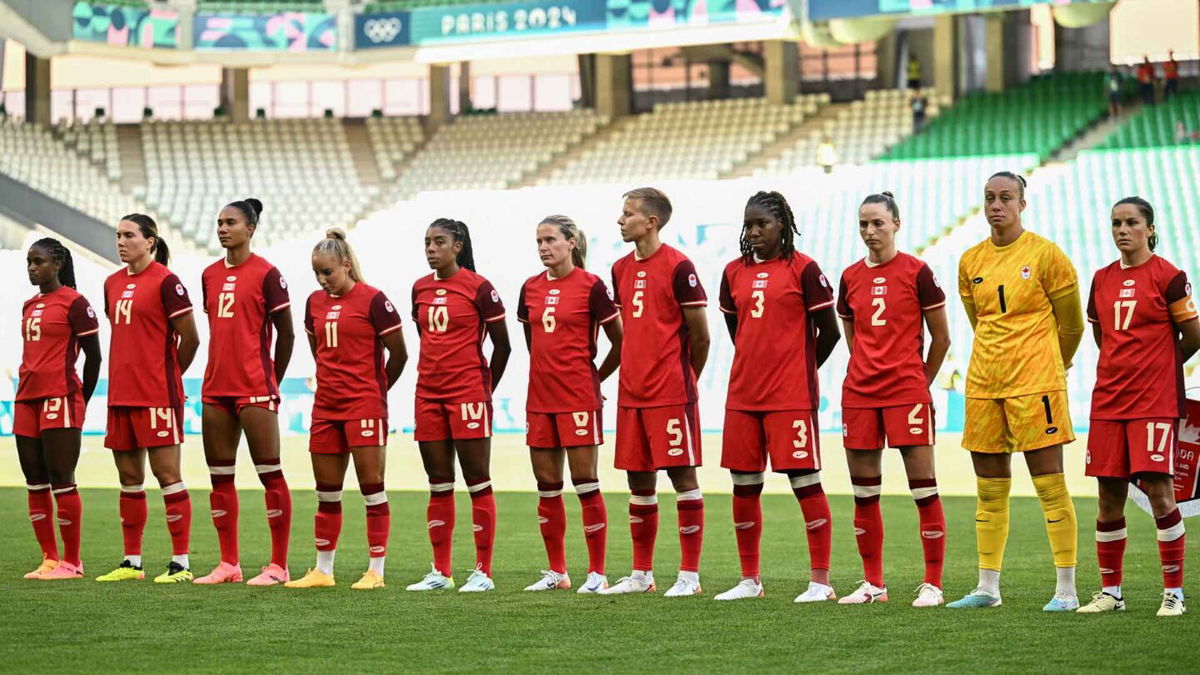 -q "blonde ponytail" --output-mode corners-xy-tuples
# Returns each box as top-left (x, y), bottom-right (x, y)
(540, 214), (587, 269)
(313, 228), (365, 283)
